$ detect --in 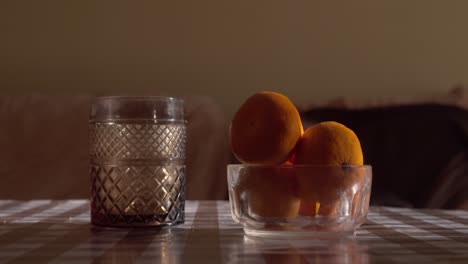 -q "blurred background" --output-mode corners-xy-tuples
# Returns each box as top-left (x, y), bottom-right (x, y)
(2, 1), (468, 116)
(1, 1), (468, 208)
